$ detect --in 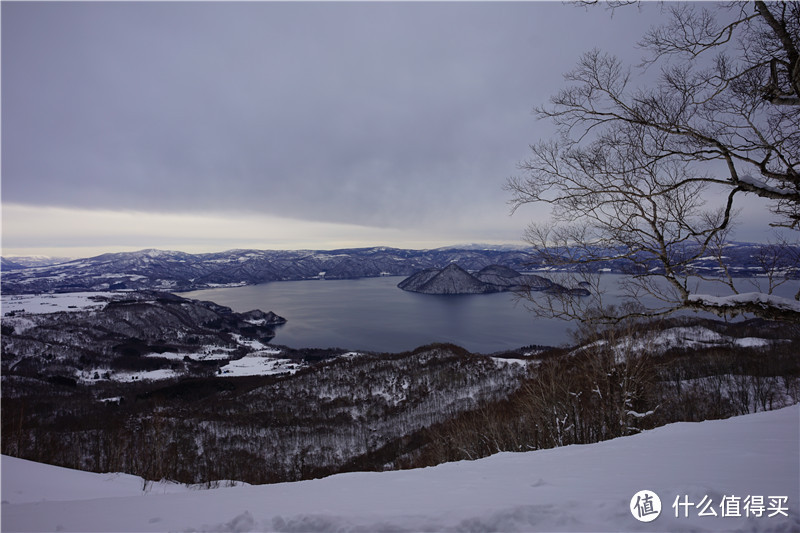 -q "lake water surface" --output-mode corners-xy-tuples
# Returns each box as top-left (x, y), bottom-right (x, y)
(182, 276), (582, 353)
(182, 275), (799, 354)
